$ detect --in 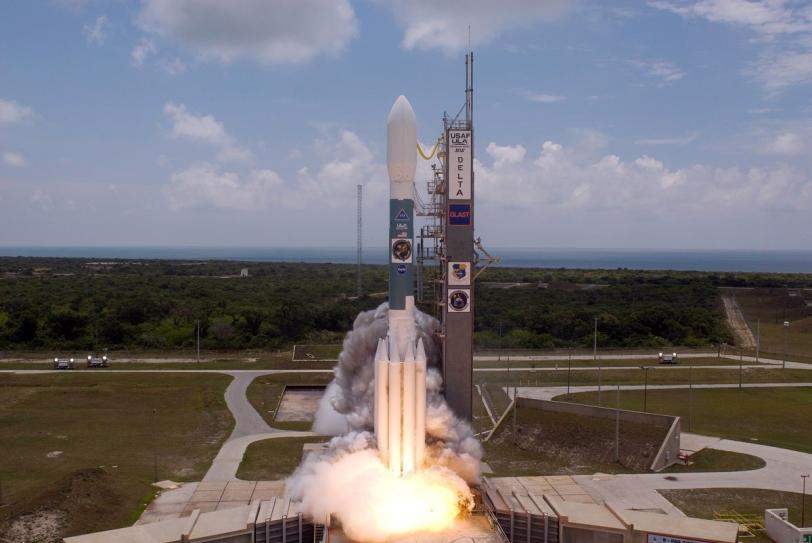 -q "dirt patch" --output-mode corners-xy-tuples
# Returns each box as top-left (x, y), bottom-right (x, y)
(485, 407), (667, 475)
(722, 295), (756, 349)
(274, 386), (325, 422)
(0, 468), (143, 542)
